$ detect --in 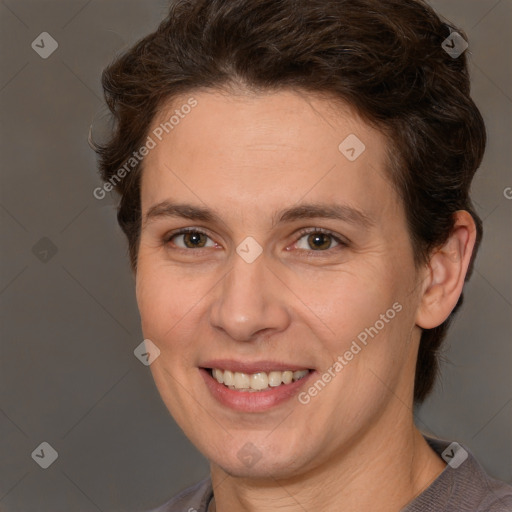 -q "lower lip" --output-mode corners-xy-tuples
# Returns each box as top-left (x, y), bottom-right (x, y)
(200, 368), (315, 412)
